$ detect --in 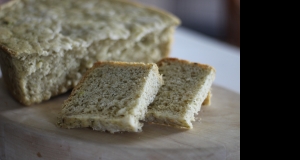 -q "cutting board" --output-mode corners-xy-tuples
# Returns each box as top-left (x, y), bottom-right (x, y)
(0, 78), (240, 160)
